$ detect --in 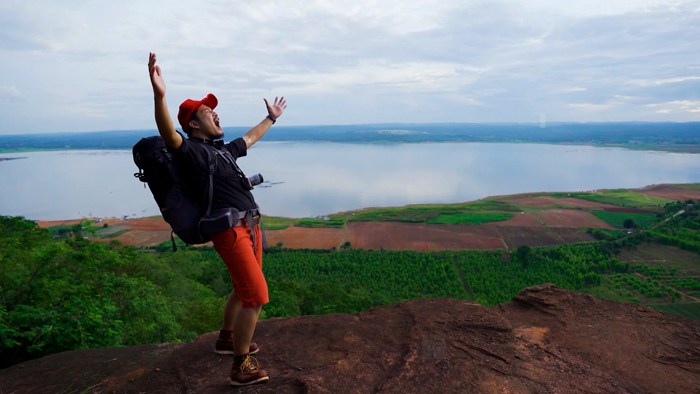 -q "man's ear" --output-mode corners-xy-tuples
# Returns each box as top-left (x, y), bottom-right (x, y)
(188, 120), (199, 131)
